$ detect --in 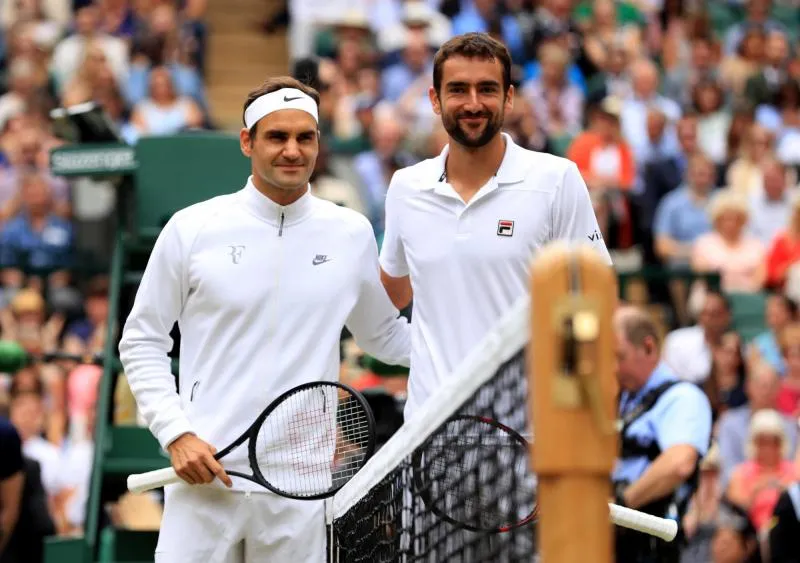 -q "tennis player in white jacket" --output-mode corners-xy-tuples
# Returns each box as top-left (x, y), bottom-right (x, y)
(118, 76), (411, 563)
